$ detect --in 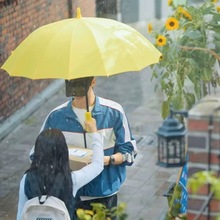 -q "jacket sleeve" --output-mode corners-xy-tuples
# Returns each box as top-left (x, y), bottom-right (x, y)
(114, 109), (137, 166)
(17, 174), (28, 220)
